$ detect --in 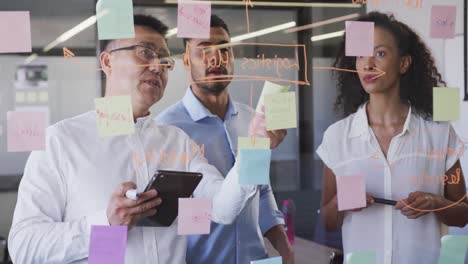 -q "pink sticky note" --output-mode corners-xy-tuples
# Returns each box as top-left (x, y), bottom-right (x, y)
(177, 1), (211, 38)
(7, 111), (47, 152)
(345, 21), (374, 57)
(336, 175), (366, 211)
(0, 12), (32, 53)
(89, 225), (127, 264)
(177, 198), (211, 235)
(430, 5), (457, 39)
